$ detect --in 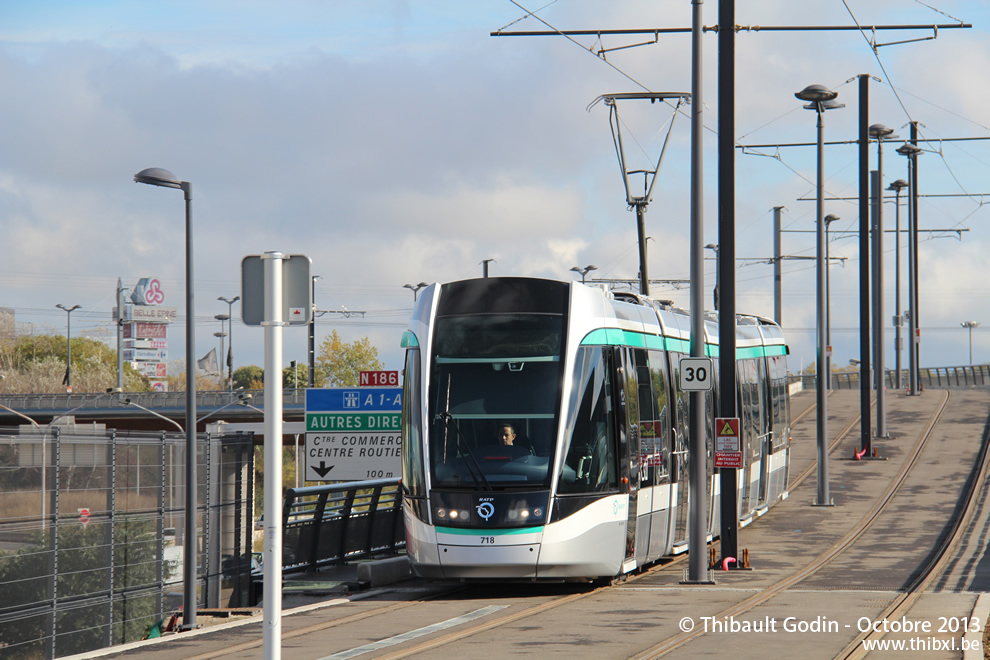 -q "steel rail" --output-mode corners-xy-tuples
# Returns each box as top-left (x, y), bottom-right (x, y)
(838, 391), (989, 657)
(635, 390), (951, 658)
